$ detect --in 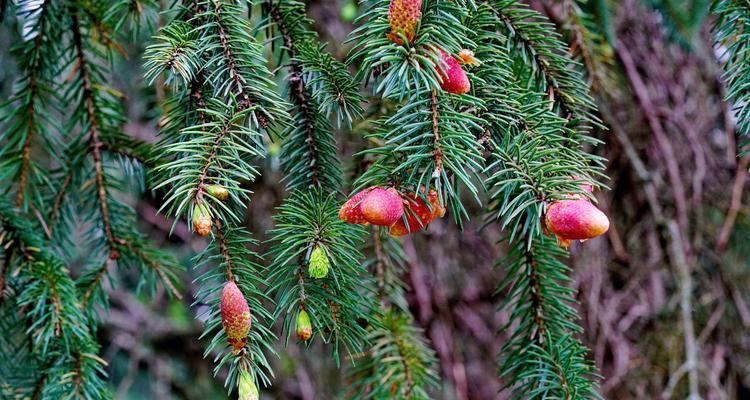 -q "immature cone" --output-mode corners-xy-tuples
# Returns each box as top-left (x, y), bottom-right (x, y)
(360, 187), (404, 226)
(387, 0), (422, 45)
(205, 184), (229, 201)
(545, 199), (610, 247)
(339, 187), (375, 224)
(221, 281), (251, 351)
(308, 246), (330, 279)
(389, 189), (445, 237)
(436, 49), (470, 94)
(296, 309), (312, 341)
(192, 202), (212, 237)
(238, 370), (259, 400)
